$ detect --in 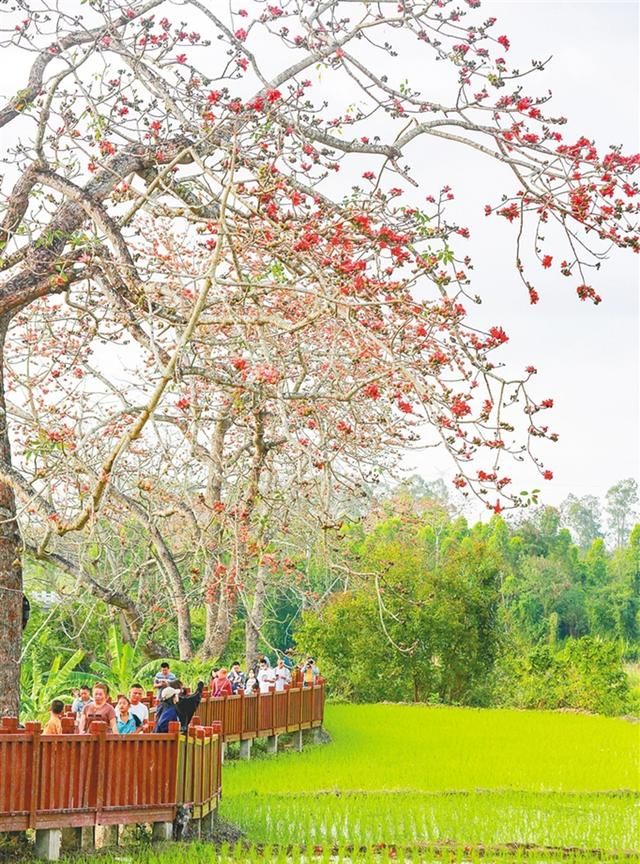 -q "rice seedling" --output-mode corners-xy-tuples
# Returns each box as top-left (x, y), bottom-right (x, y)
(218, 704), (639, 858)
